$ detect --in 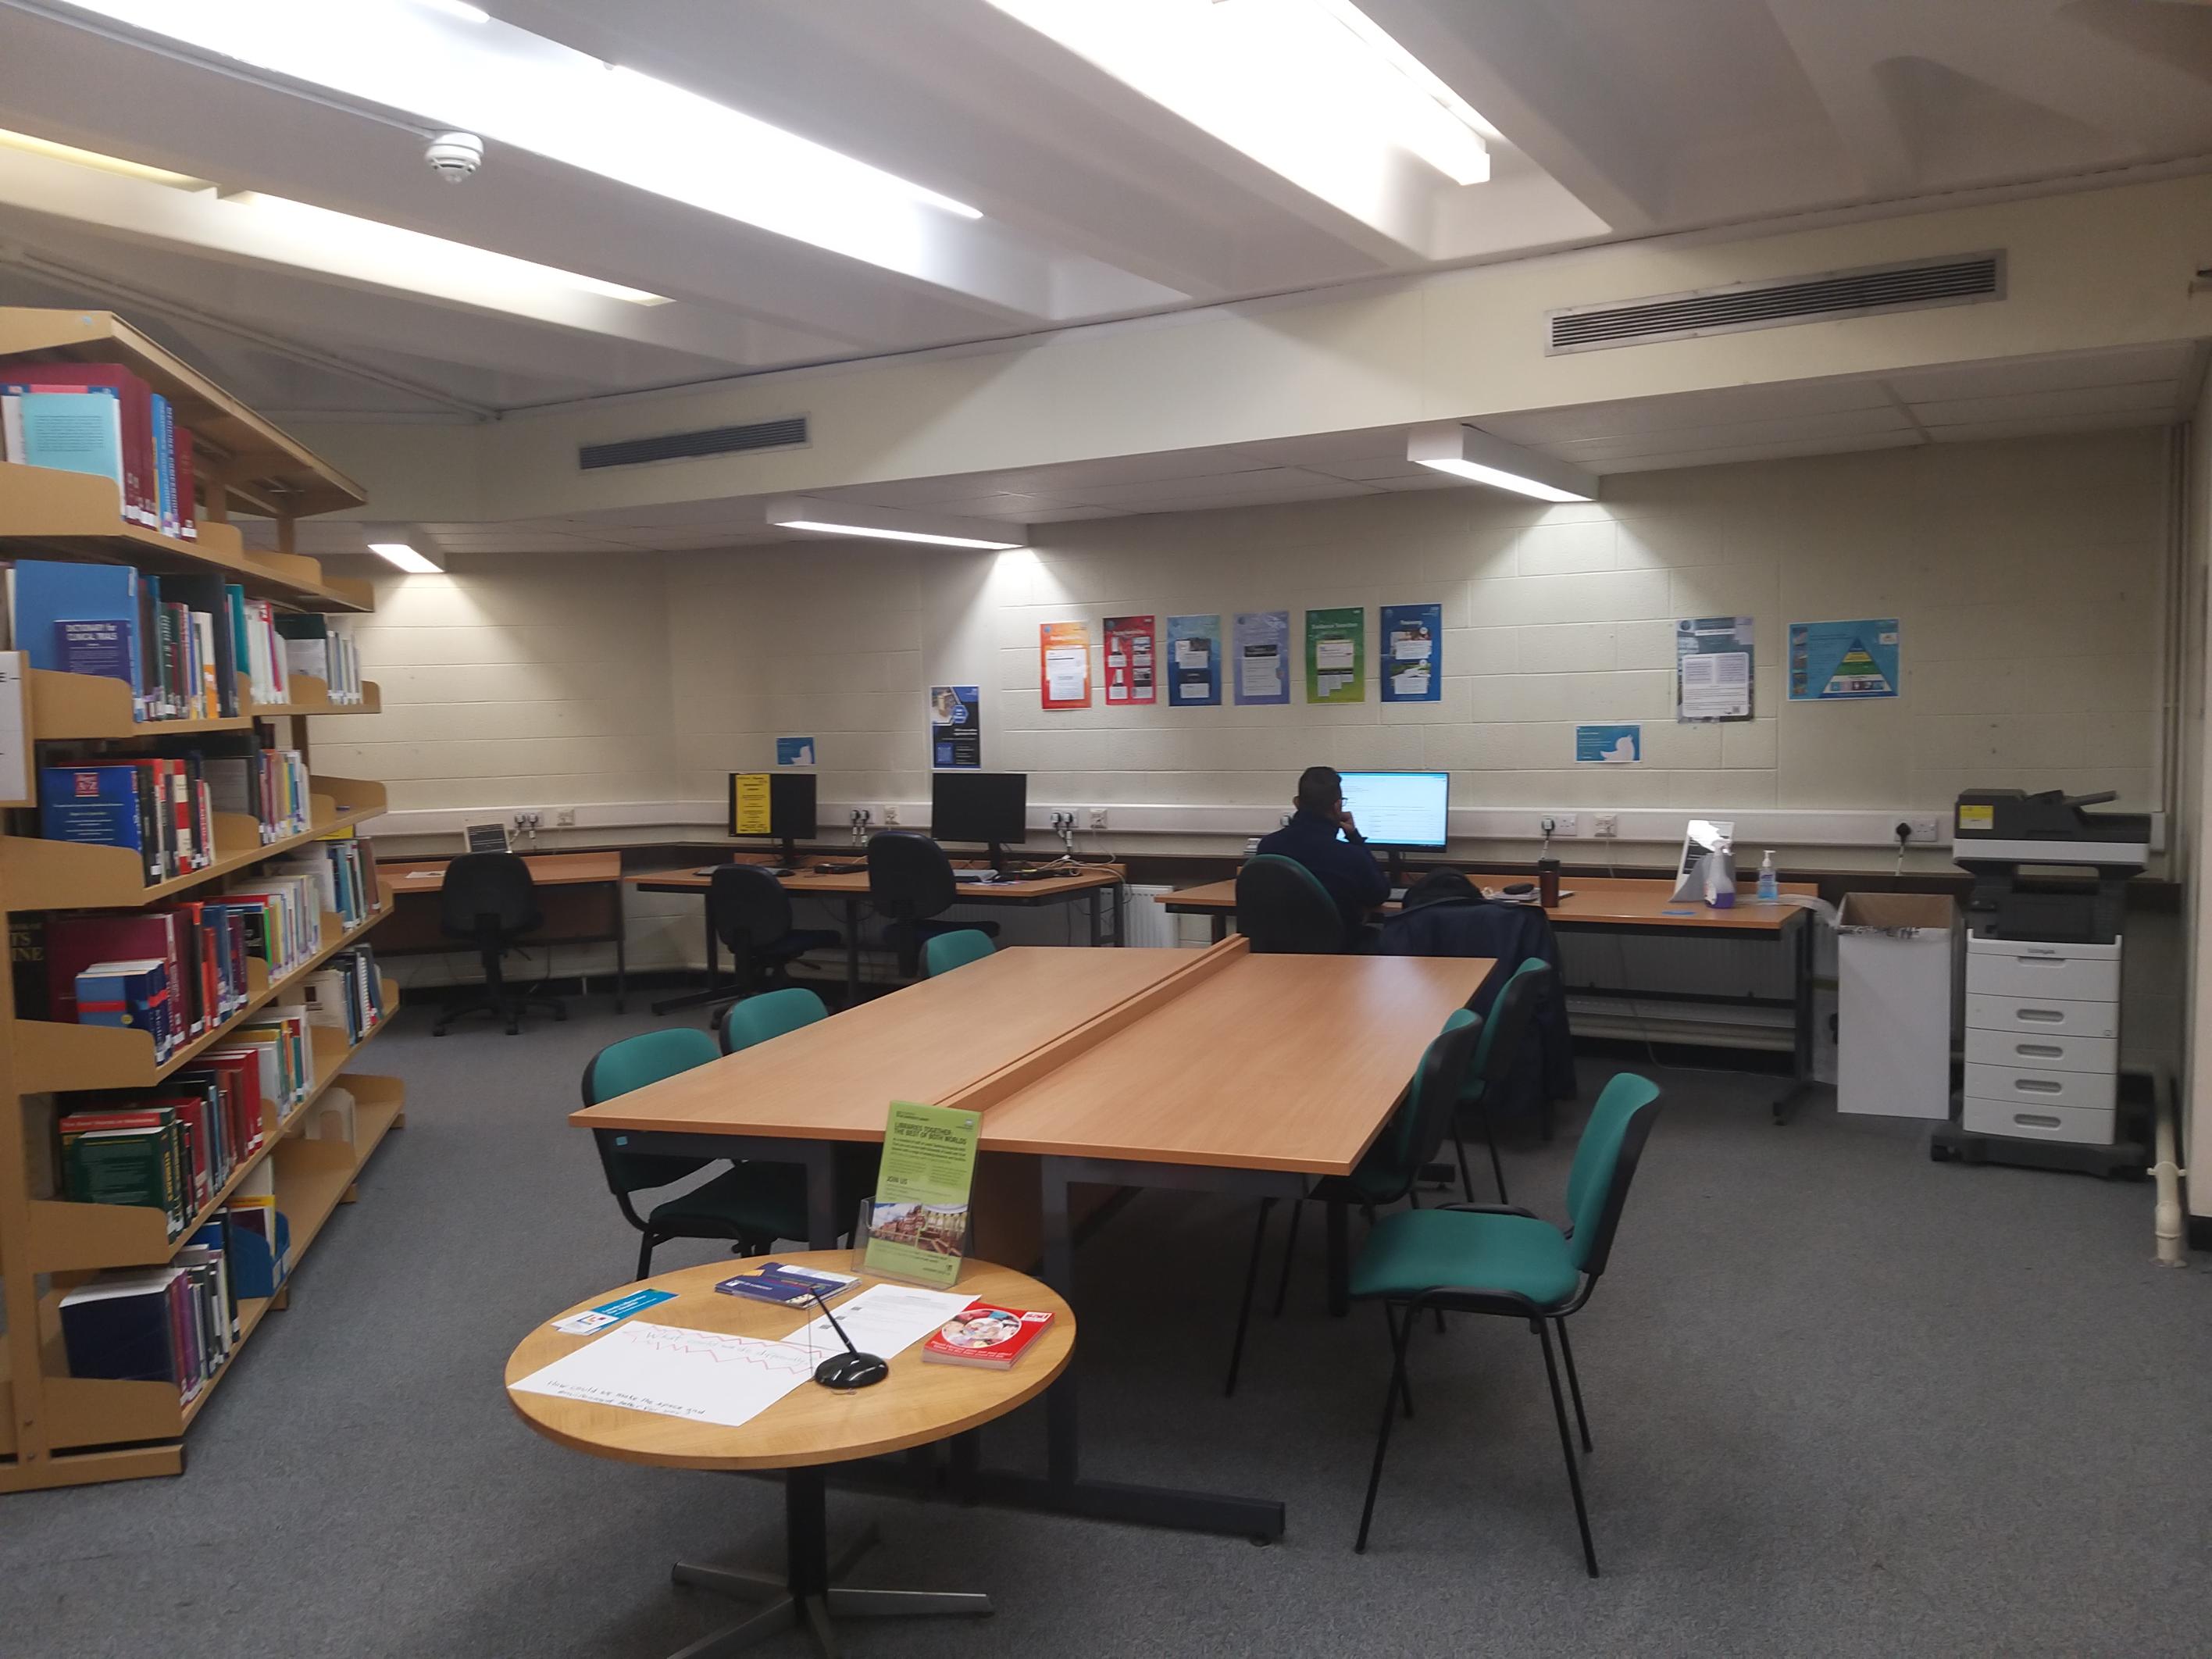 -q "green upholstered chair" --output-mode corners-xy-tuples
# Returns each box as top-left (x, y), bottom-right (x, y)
(1222, 1009), (1483, 1397)
(922, 929), (997, 977)
(1450, 956), (1554, 1205)
(718, 986), (828, 1056)
(1236, 853), (1349, 953)
(583, 1009), (824, 1280)
(1348, 1070), (1664, 1575)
